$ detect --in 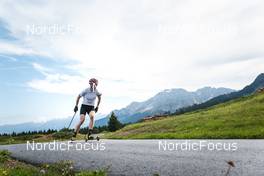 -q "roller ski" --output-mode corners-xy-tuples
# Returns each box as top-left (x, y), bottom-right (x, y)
(85, 129), (100, 142)
(70, 131), (77, 143)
